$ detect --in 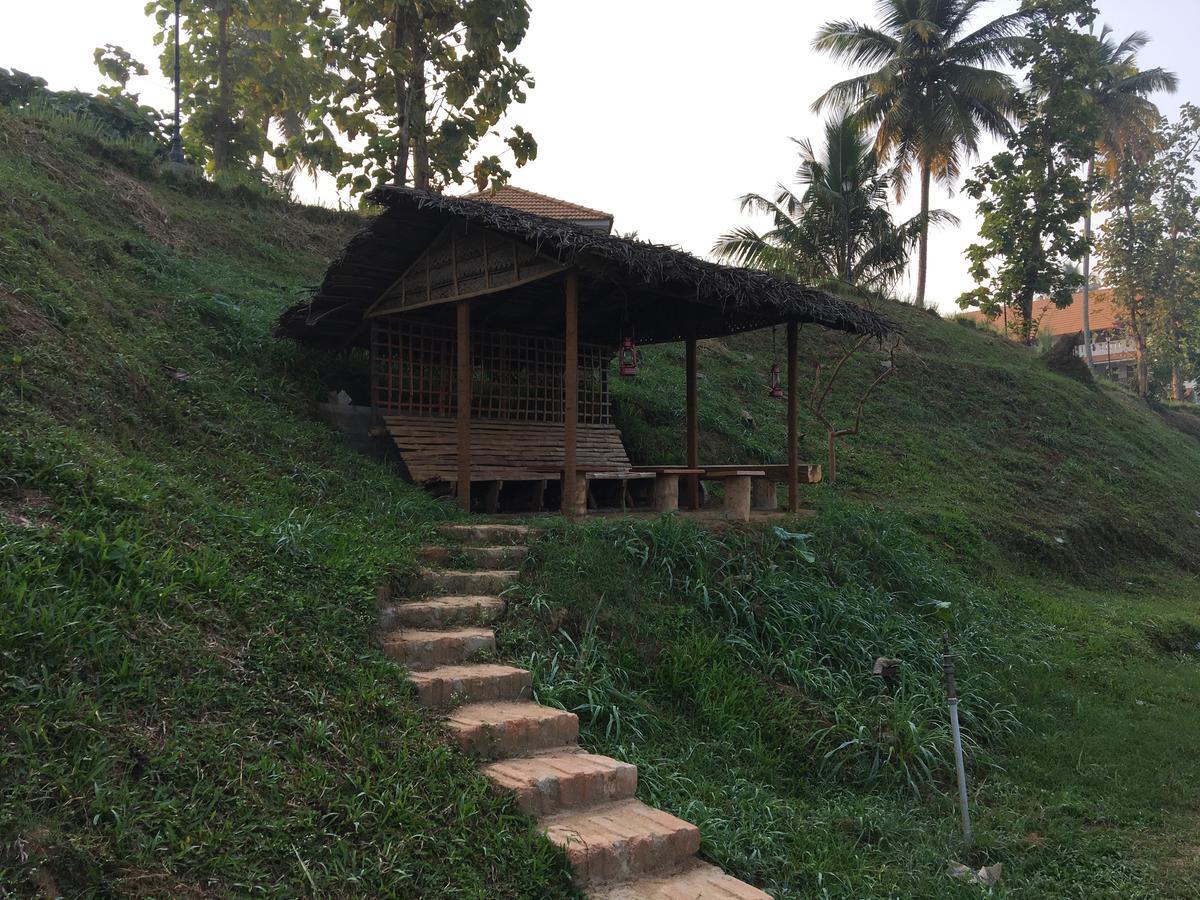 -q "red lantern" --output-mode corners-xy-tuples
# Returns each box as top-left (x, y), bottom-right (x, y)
(619, 331), (639, 377)
(768, 363), (783, 399)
